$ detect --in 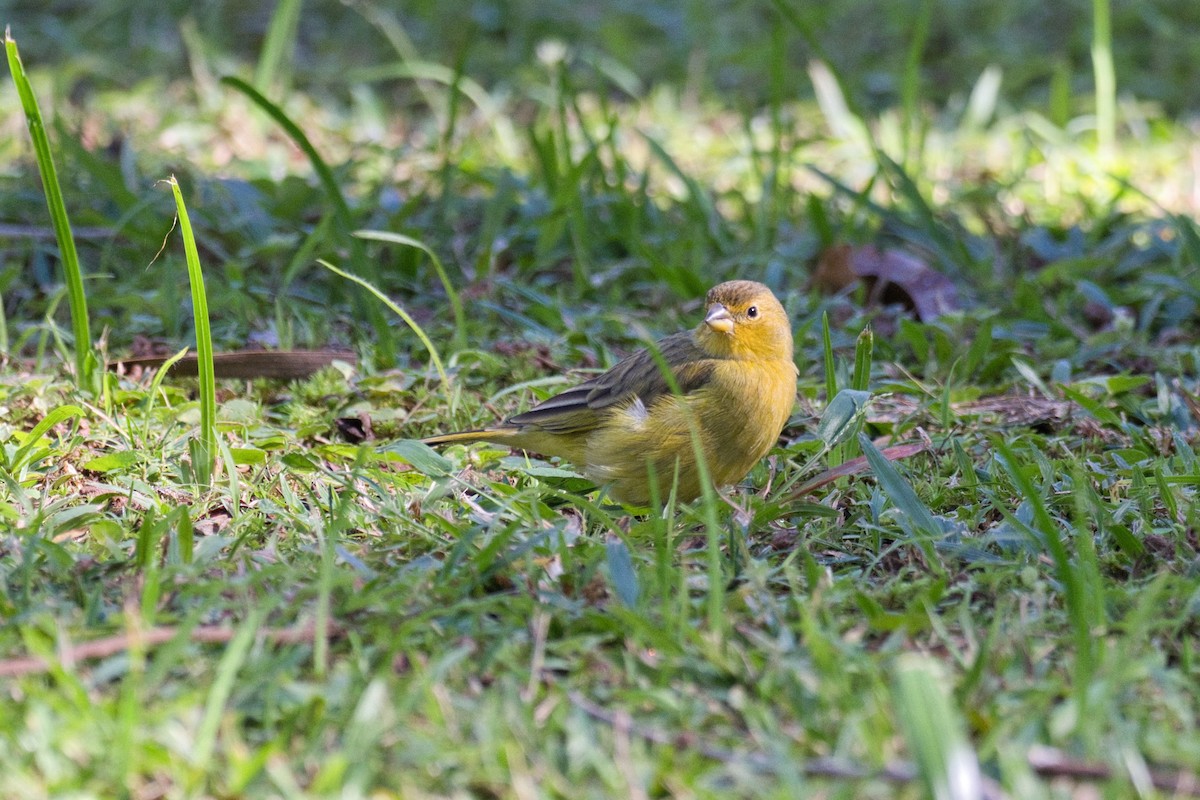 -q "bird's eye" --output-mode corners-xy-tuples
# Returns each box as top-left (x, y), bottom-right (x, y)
(746, 305), (759, 318)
